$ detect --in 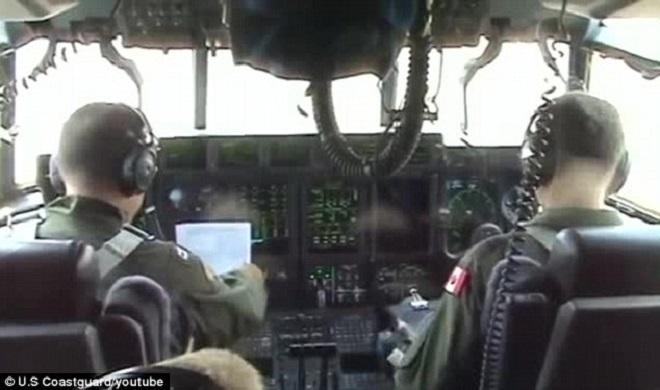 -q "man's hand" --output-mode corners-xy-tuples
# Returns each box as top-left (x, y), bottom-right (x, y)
(242, 263), (265, 281)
